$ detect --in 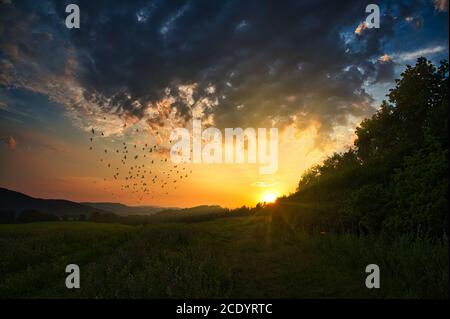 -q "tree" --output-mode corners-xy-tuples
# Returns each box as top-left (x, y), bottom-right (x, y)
(17, 210), (58, 223)
(355, 58), (449, 164)
(285, 58), (449, 236)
